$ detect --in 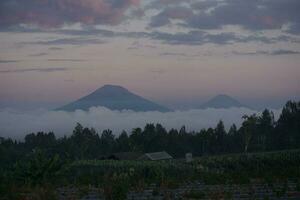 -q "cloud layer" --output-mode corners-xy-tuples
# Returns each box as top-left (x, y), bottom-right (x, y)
(0, 107), (281, 139)
(1, 0), (300, 48)
(1, 0), (299, 35)
(232, 49), (300, 56)
(0, 67), (69, 74)
(149, 0), (300, 33)
(0, 0), (139, 28)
